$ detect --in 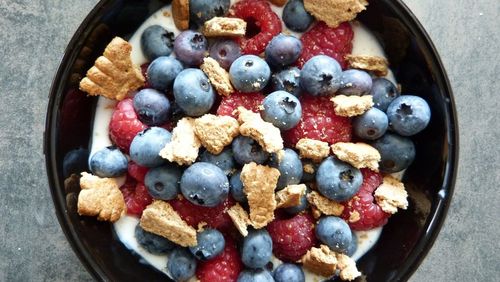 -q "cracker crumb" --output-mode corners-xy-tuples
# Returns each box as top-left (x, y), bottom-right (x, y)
(301, 245), (338, 277)
(237, 107), (284, 154)
(163, 11), (171, 17)
(303, 163), (315, 174)
(345, 54), (389, 77)
(374, 175), (408, 214)
(307, 191), (344, 216)
(348, 210), (360, 222)
(336, 253), (362, 281)
(194, 114), (239, 154)
(331, 142), (381, 171)
(227, 203), (251, 237)
(160, 117), (201, 166)
(276, 184), (307, 208)
(203, 17), (247, 37)
(172, 0), (189, 30)
(304, 0), (368, 28)
(311, 205), (322, 219)
(200, 57), (234, 97)
(197, 221), (208, 232)
(296, 138), (330, 162)
(330, 95), (373, 117)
